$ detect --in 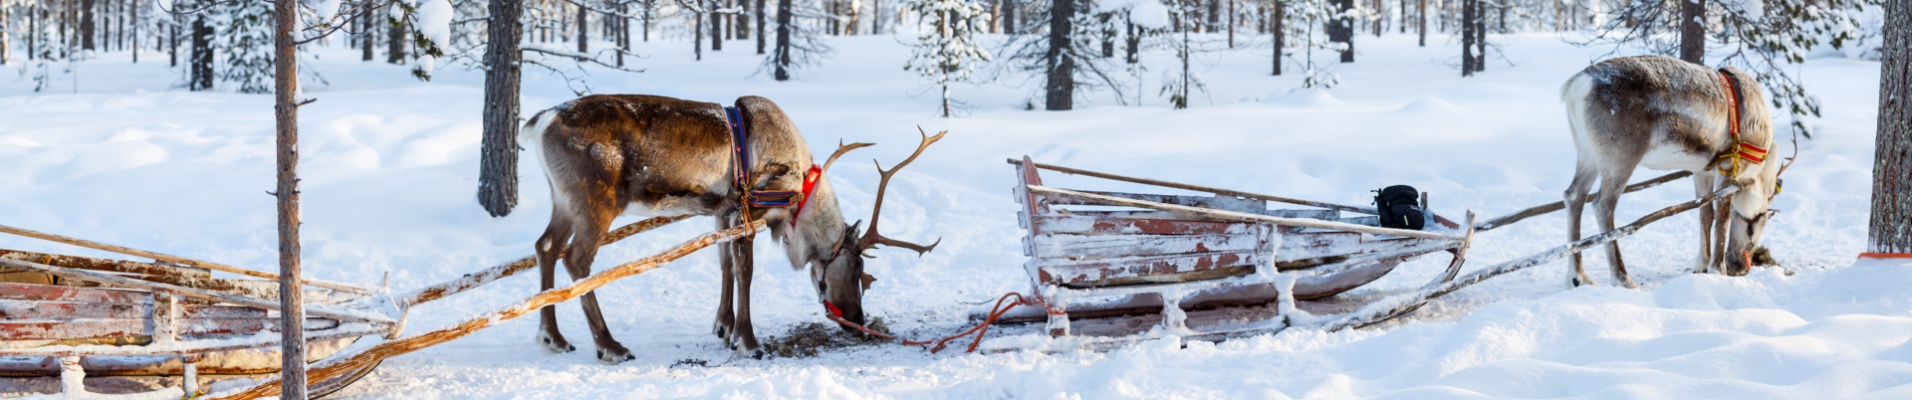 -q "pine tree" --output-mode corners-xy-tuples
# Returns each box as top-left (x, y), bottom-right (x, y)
(217, 0), (275, 94)
(904, 0), (992, 117)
